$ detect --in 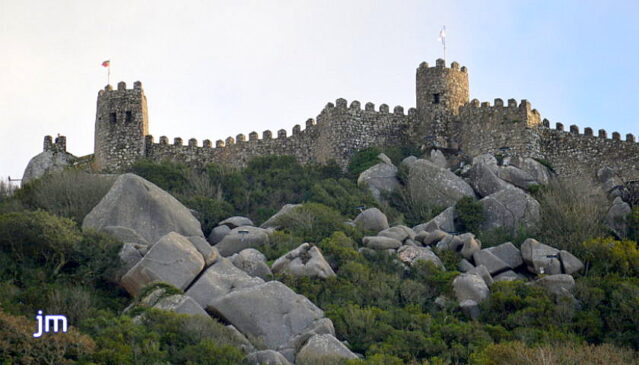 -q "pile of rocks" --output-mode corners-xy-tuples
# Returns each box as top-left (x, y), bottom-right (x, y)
(356, 208), (444, 269)
(451, 237), (583, 319)
(83, 174), (357, 364)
